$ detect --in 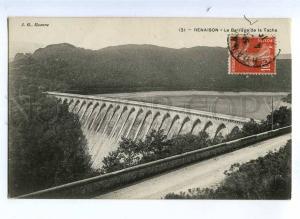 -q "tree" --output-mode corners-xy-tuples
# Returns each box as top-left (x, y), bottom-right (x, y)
(140, 129), (171, 162)
(8, 93), (94, 197)
(101, 130), (212, 174)
(101, 138), (142, 174)
(169, 131), (211, 154)
(240, 118), (262, 136)
(264, 106), (291, 129)
(282, 93), (291, 104)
